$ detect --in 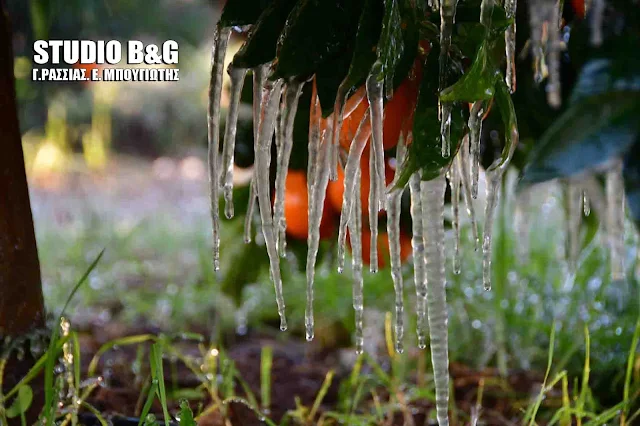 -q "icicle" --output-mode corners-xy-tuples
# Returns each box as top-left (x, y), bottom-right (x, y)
(439, 0), (459, 158)
(546, 1), (562, 107)
(504, 0), (518, 93)
(387, 136), (407, 353)
(254, 79), (287, 330)
(308, 83), (322, 207)
(305, 118), (334, 341)
(207, 27), (231, 271)
(273, 80), (304, 257)
(221, 65), (248, 219)
(366, 70), (387, 211)
(429, 0), (441, 12)
(606, 160), (625, 281)
(527, 0), (546, 83)
(420, 174), (450, 426)
(590, 0), (605, 47)
(482, 126), (519, 291)
(583, 190), (591, 216)
(351, 169), (365, 354)
(337, 110), (372, 273)
(244, 65), (270, 243)
(409, 172), (428, 349)
(457, 135), (480, 249)
(514, 188), (531, 263)
(369, 147), (380, 273)
(566, 182), (583, 273)
(449, 162), (461, 274)
(468, 102), (484, 199)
